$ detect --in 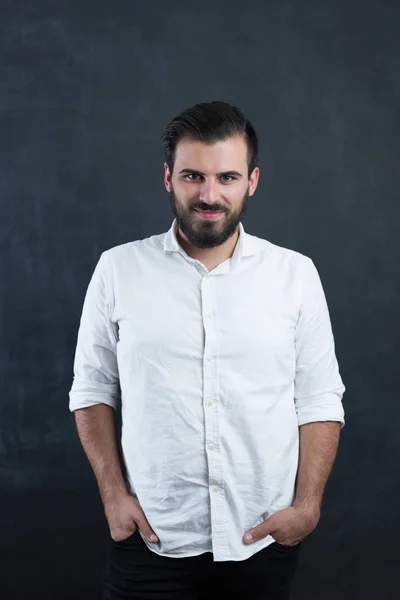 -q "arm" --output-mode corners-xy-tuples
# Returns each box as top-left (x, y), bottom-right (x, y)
(289, 257), (345, 535)
(69, 252), (124, 503)
(292, 256), (345, 514)
(74, 404), (127, 506)
(293, 420), (341, 514)
(243, 258), (345, 545)
(74, 403), (159, 543)
(69, 252), (159, 543)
